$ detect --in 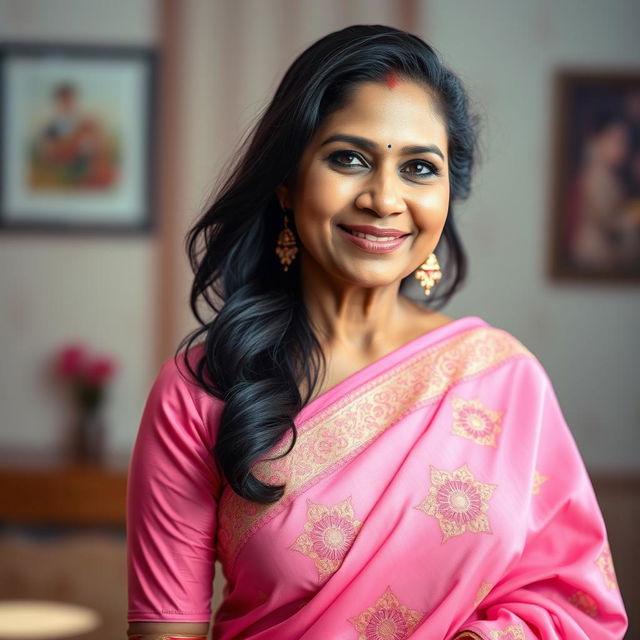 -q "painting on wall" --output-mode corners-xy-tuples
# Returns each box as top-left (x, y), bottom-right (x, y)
(0, 42), (157, 234)
(549, 69), (640, 281)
